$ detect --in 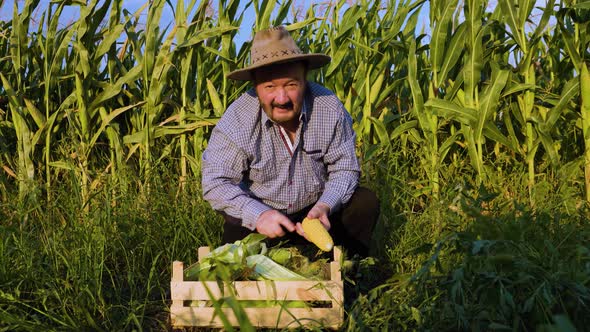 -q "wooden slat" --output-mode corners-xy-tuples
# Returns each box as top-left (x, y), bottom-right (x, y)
(172, 261), (184, 281)
(330, 261), (341, 281)
(170, 307), (342, 329)
(333, 246), (342, 263)
(171, 261), (185, 309)
(171, 280), (343, 301)
(331, 247), (342, 281)
(198, 247), (210, 262)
